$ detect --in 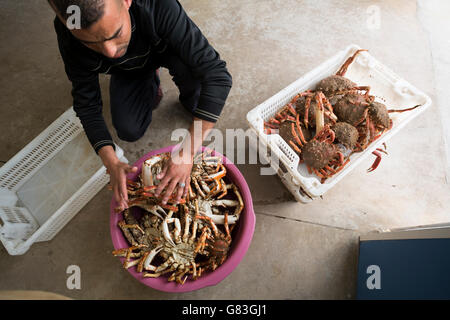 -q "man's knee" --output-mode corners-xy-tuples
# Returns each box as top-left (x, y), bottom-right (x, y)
(114, 119), (150, 142)
(116, 126), (146, 142)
